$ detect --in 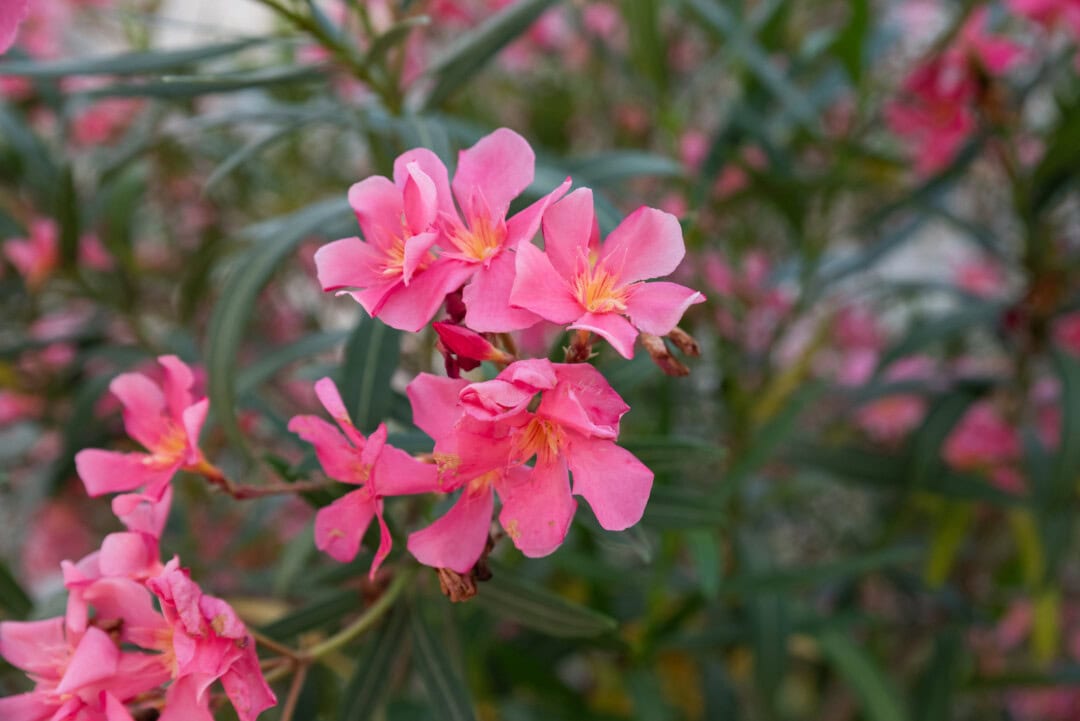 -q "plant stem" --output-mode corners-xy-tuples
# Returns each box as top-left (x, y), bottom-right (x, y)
(279, 661), (309, 721)
(305, 566), (416, 659)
